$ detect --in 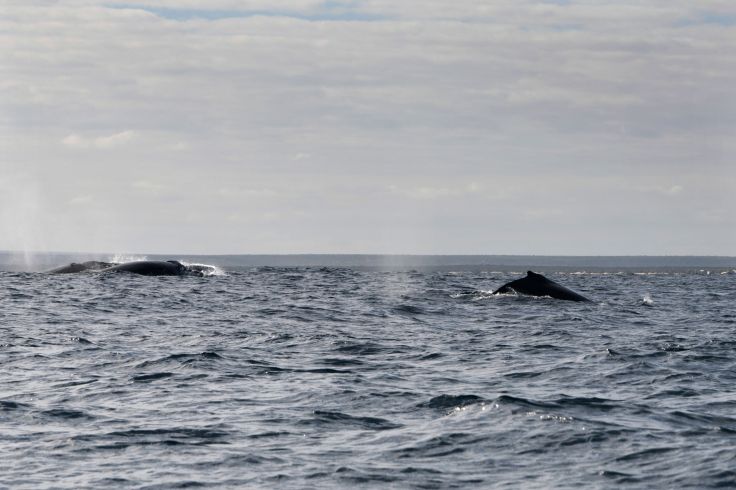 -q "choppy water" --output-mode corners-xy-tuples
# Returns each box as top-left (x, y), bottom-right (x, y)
(1, 264), (735, 488)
